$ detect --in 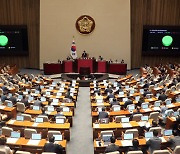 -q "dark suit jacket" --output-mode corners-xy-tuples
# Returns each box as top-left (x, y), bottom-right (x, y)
(167, 136), (180, 149)
(104, 143), (119, 153)
(44, 142), (63, 154)
(98, 111), (108, 119)
(9, 96), (17, 105)
(158, 94), (167, 102)
(146, 136), (162, 154)
(124, 99), (133, 109)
